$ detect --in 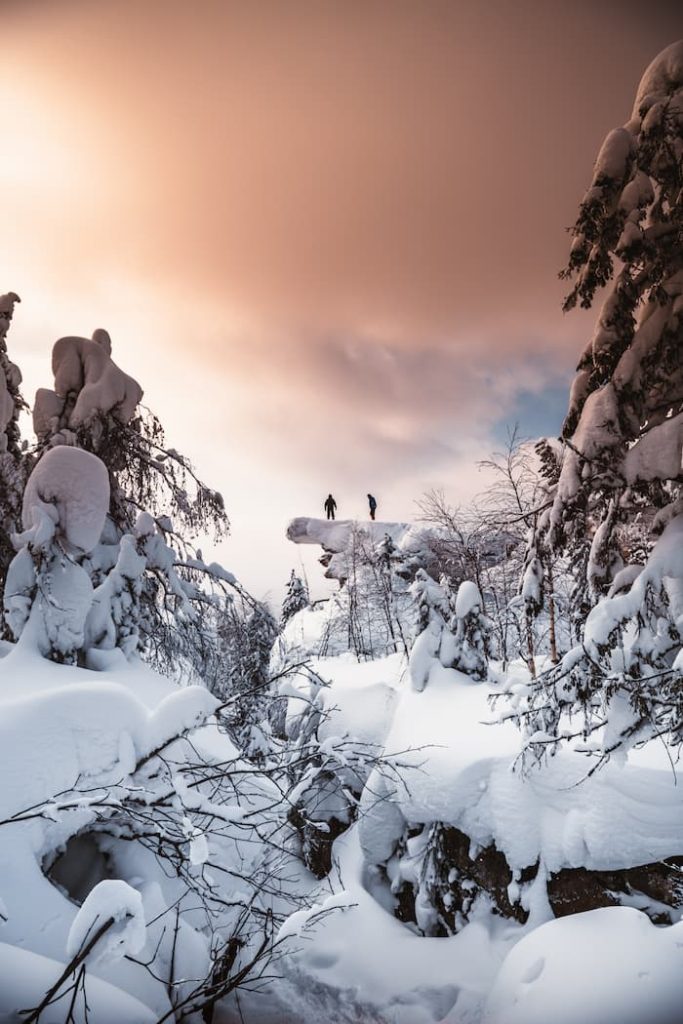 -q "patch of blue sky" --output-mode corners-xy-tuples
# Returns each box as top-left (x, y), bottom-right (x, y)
(492, 382), (569, 444)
